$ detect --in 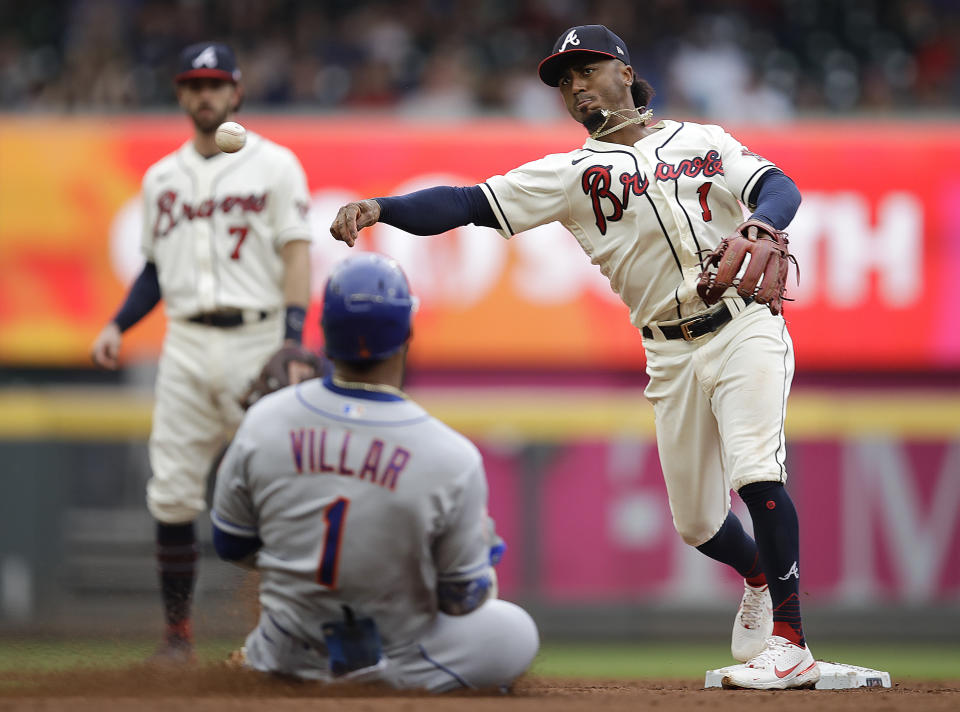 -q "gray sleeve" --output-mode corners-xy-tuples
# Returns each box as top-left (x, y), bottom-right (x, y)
(211, 430), (259, 538)
(433, 454), (491, 583)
